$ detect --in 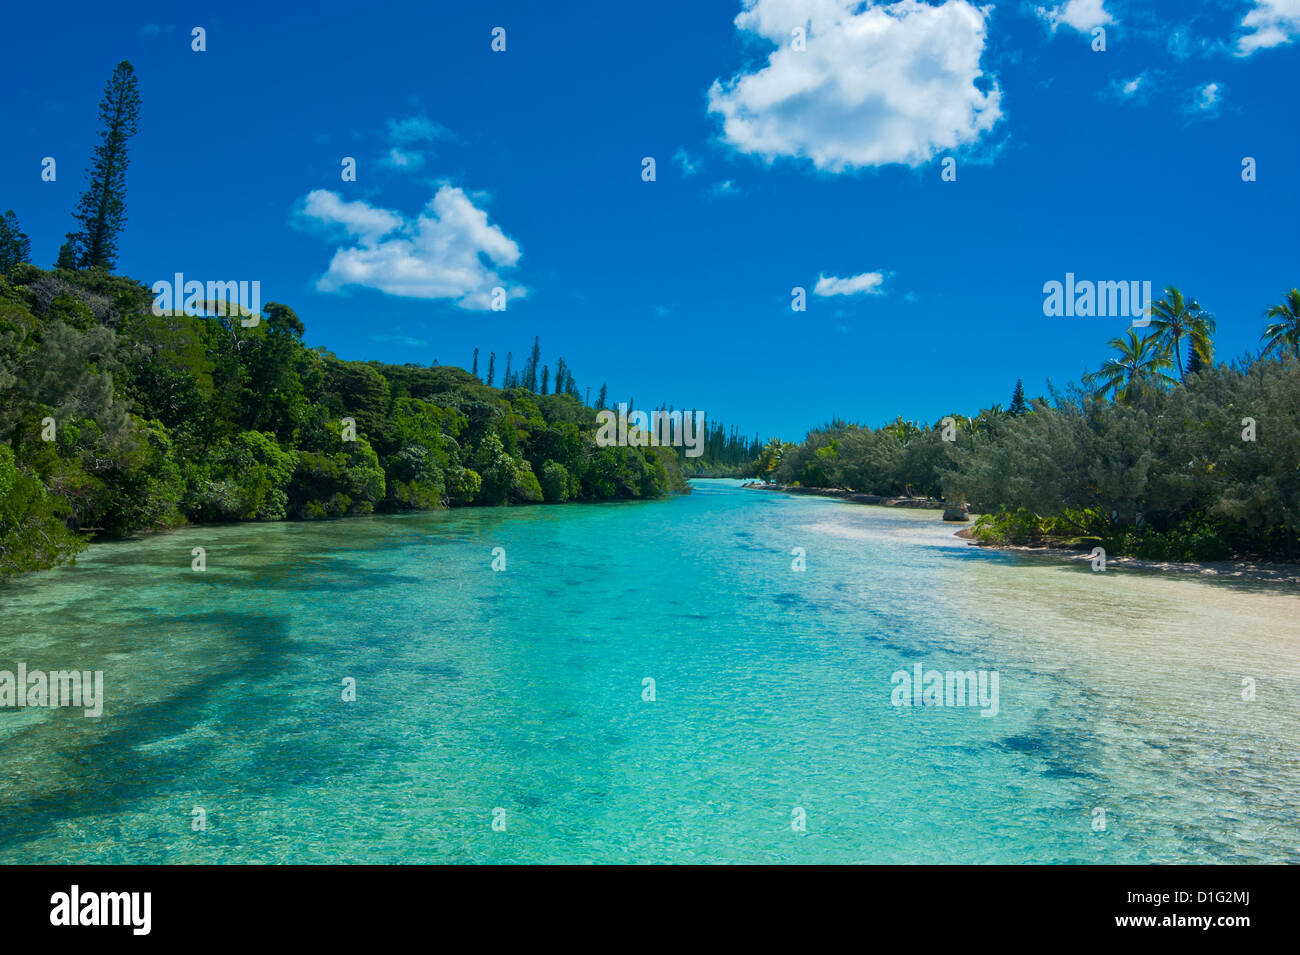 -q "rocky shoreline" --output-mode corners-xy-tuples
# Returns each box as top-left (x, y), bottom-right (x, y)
(740, 481), (969, 519)
(743, 482), (1300, 585)
(964, 540), (1300, 586)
